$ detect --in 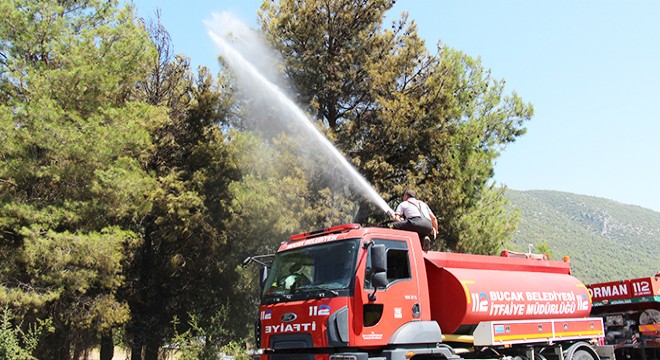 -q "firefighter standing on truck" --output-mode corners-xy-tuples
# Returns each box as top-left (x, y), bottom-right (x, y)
(390, 189), (438, 251)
